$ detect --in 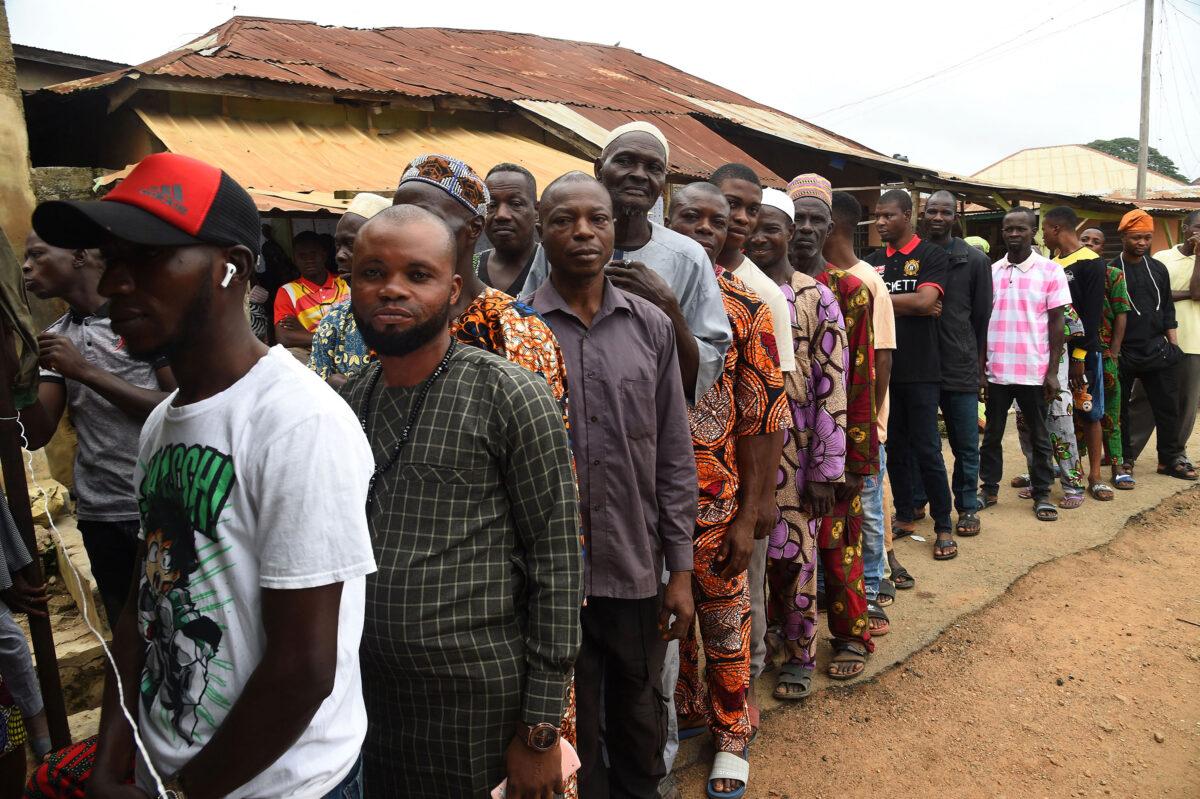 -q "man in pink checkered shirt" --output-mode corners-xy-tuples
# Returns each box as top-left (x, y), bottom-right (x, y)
(979, 208), (1073, 521)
